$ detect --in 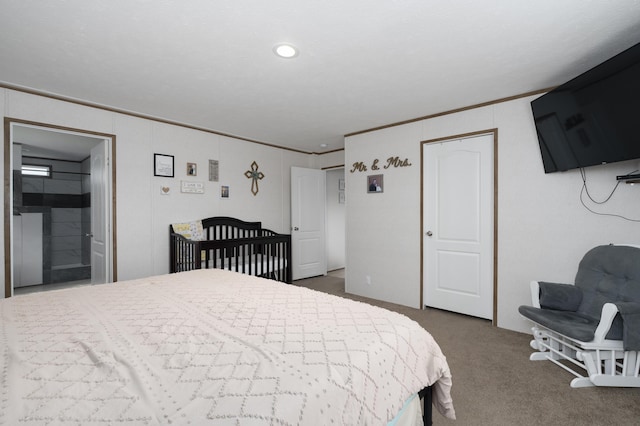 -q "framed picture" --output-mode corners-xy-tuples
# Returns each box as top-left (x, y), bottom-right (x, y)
(339, 191), (345, 204)
(338, 179), (345, 190)
(209, 160), (219, 182)
(367, 174), (383, 193)
(187, 162), (197, 176)
(154, 154), (174, 177)
(221, 185), (230, 198)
